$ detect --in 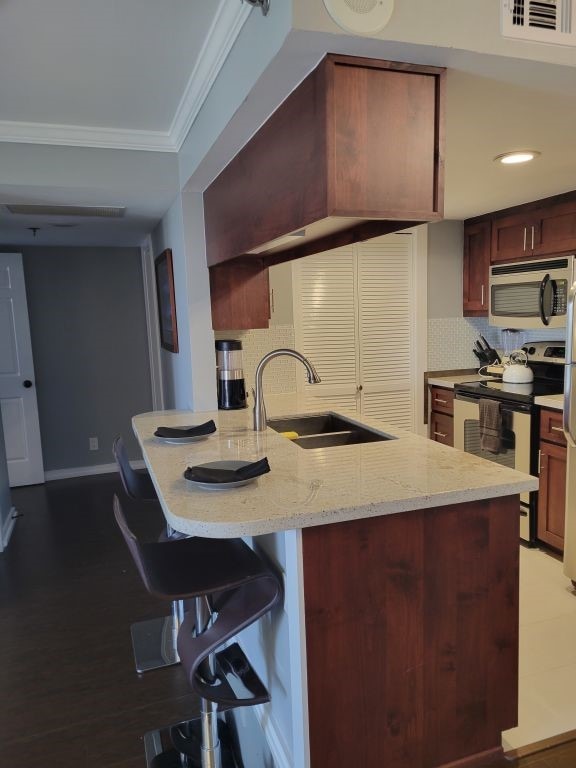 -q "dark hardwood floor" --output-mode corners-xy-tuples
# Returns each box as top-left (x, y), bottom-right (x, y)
(1, 473), (576, 767)
(0, 474), (199, 768)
